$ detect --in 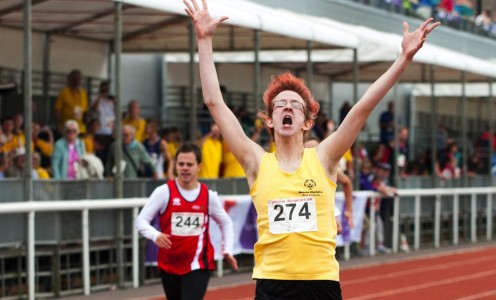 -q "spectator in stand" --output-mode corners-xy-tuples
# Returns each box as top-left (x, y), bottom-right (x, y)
(52, 120), (86, 180)
(221, 139), (245, 178)
(123, 100), (147, 142)
(437, 0), (455, 23)
(312, 111), (327, 141)
(81, 118), (100, 154)
(416, 0), (437, 19)
(454, 0), (475, 25)
(107, 125), (155, 179)
(198, 123), (223, 179)
(372, 163), (397, 253)
(397, 126), (410, 176)
(143, 119), (174, 179)
(379, 101), (395, 145)
(0, 153), (8, 179)
(90, 80), (115, 136)
(490, 15), (496, 37)
(0, 116), (24, 156)
(339, 101), (352, 125)
(467, 150), (487, 176)
(163, 127), (183, 159)
(33, 151), (50, 179)
(236, 105), (255, 136)
(6, 147), (24, 178)
(436, 140), (462, 180)
(32, 122), (54, 171)
(55, 69), (88, 135)
(360, 161), (398, 254)
(437, 122), (449, 154)
(475, 9), (492, 34)
(13, 113), (25, 143)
